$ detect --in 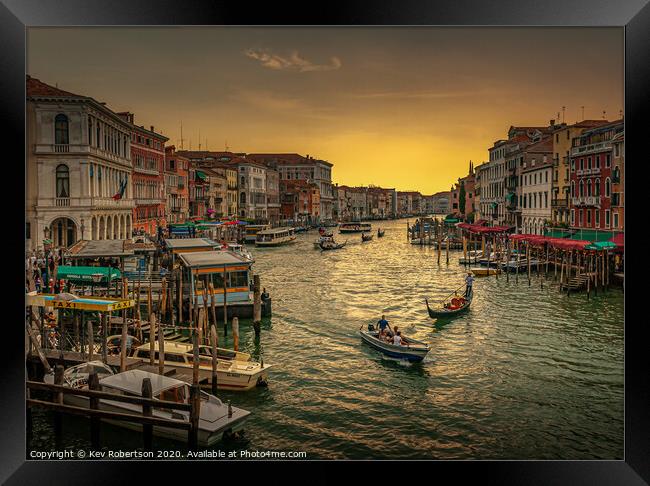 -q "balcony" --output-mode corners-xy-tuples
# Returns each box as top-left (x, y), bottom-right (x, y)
(571, 141), (612, 157)
(571, 196), (602, 207)
(576, 167), (601, 177)
(55, 197), (70, 207)
(135, 198), (165, 206)
(133, 166), (160, 176)
(552, 198), (568, 208)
